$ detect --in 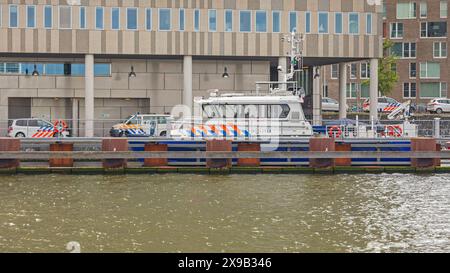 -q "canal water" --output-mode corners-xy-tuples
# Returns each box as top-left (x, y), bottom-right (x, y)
(0, 173), (449, 253)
